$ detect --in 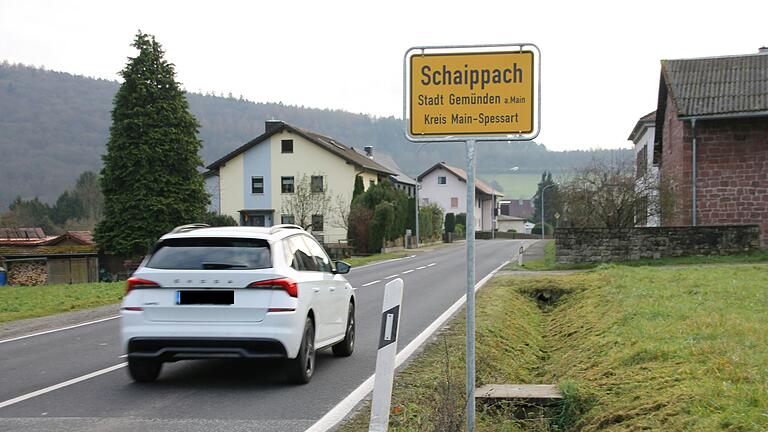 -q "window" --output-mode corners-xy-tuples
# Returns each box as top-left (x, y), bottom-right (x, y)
(286, 235), (316, 271)
(281, 139), (293, 153)
(369, 179), (375, 188)
(304, 236), (332, 273)
(251, 176), (264, 194)
(281, 176), (294, 193)
(438, 176), (447, 185)
(147, 237), (271, 270)
(311, 175), (324, 193)
(281, 214), (295, 225)
(451, 197), (459, 208)
(311, 214), (324, 232)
